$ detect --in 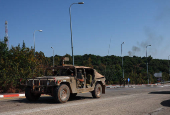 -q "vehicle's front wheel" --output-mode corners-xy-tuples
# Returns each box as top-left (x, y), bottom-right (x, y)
(54, 84), (70, 103)
(25, 87), (41, 101)
(92, 83), (102, 98)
